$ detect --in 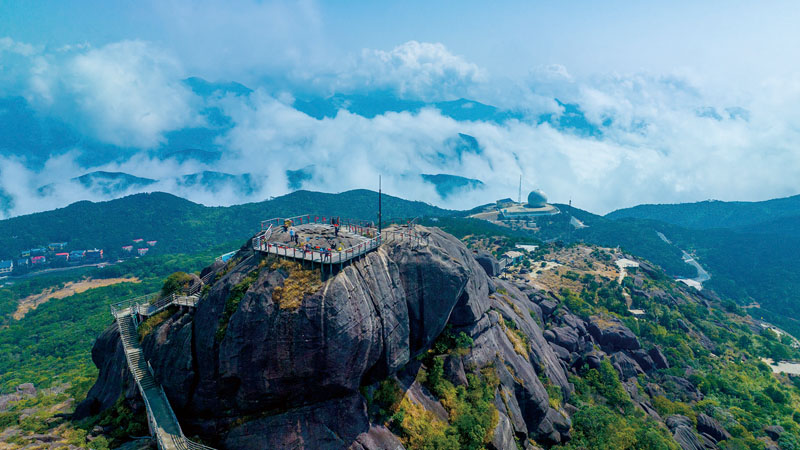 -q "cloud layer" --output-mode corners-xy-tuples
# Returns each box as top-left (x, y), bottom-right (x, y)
(1, 32), (799, 219)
